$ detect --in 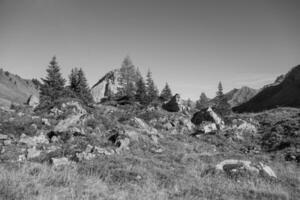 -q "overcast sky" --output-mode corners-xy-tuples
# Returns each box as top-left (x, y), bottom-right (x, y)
(0, 0), (299, 99)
